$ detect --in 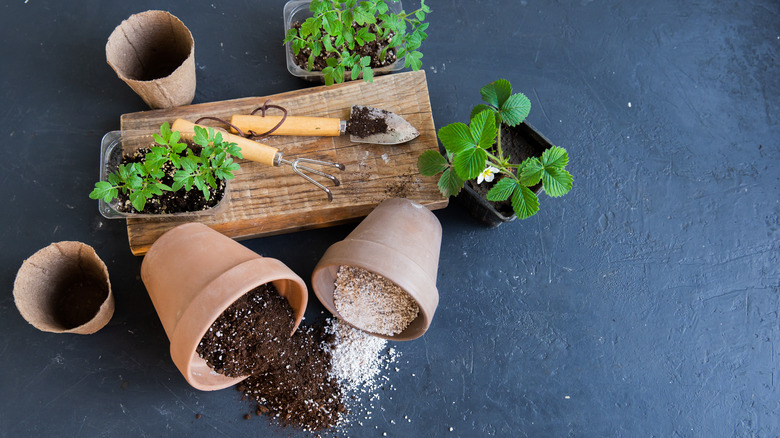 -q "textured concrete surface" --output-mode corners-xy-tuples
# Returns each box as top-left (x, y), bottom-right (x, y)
(1, 1), (777, 436)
